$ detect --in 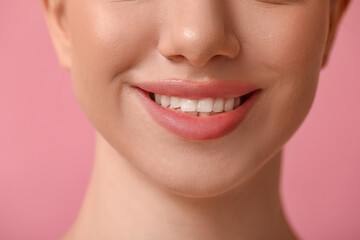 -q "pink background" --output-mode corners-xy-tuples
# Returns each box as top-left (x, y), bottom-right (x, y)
(0, 1), (359, 239)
